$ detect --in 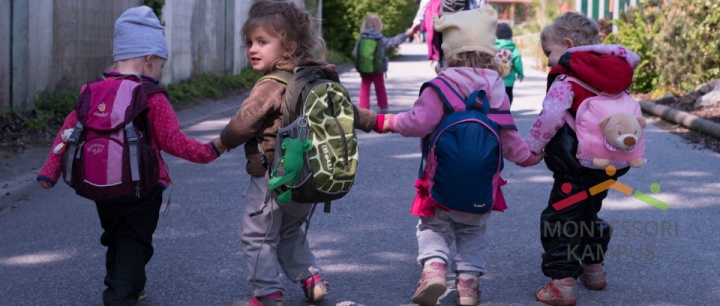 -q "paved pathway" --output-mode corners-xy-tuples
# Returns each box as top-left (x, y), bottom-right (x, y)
(0, 42), (719, 305)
